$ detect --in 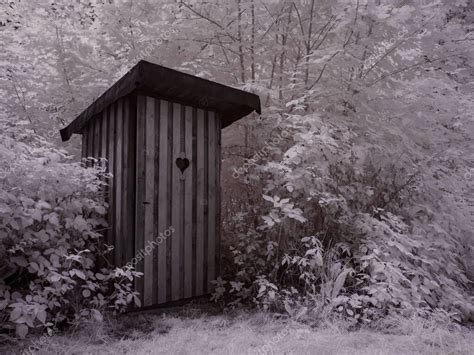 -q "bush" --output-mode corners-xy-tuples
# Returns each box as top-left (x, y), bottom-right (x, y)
(0, 121), (140, 338)
(214, 122), (474, 326)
